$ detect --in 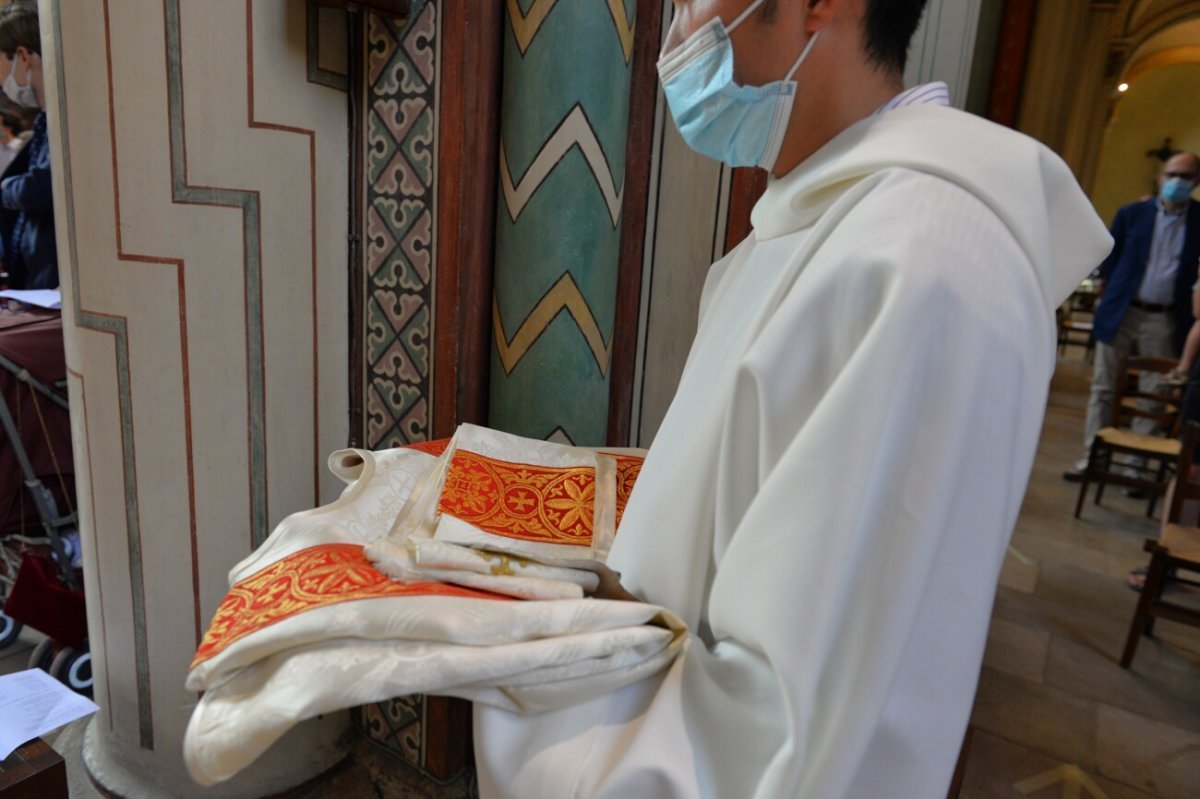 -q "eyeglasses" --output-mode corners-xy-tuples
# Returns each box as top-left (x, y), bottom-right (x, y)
(1165, 171), (1199, 181)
